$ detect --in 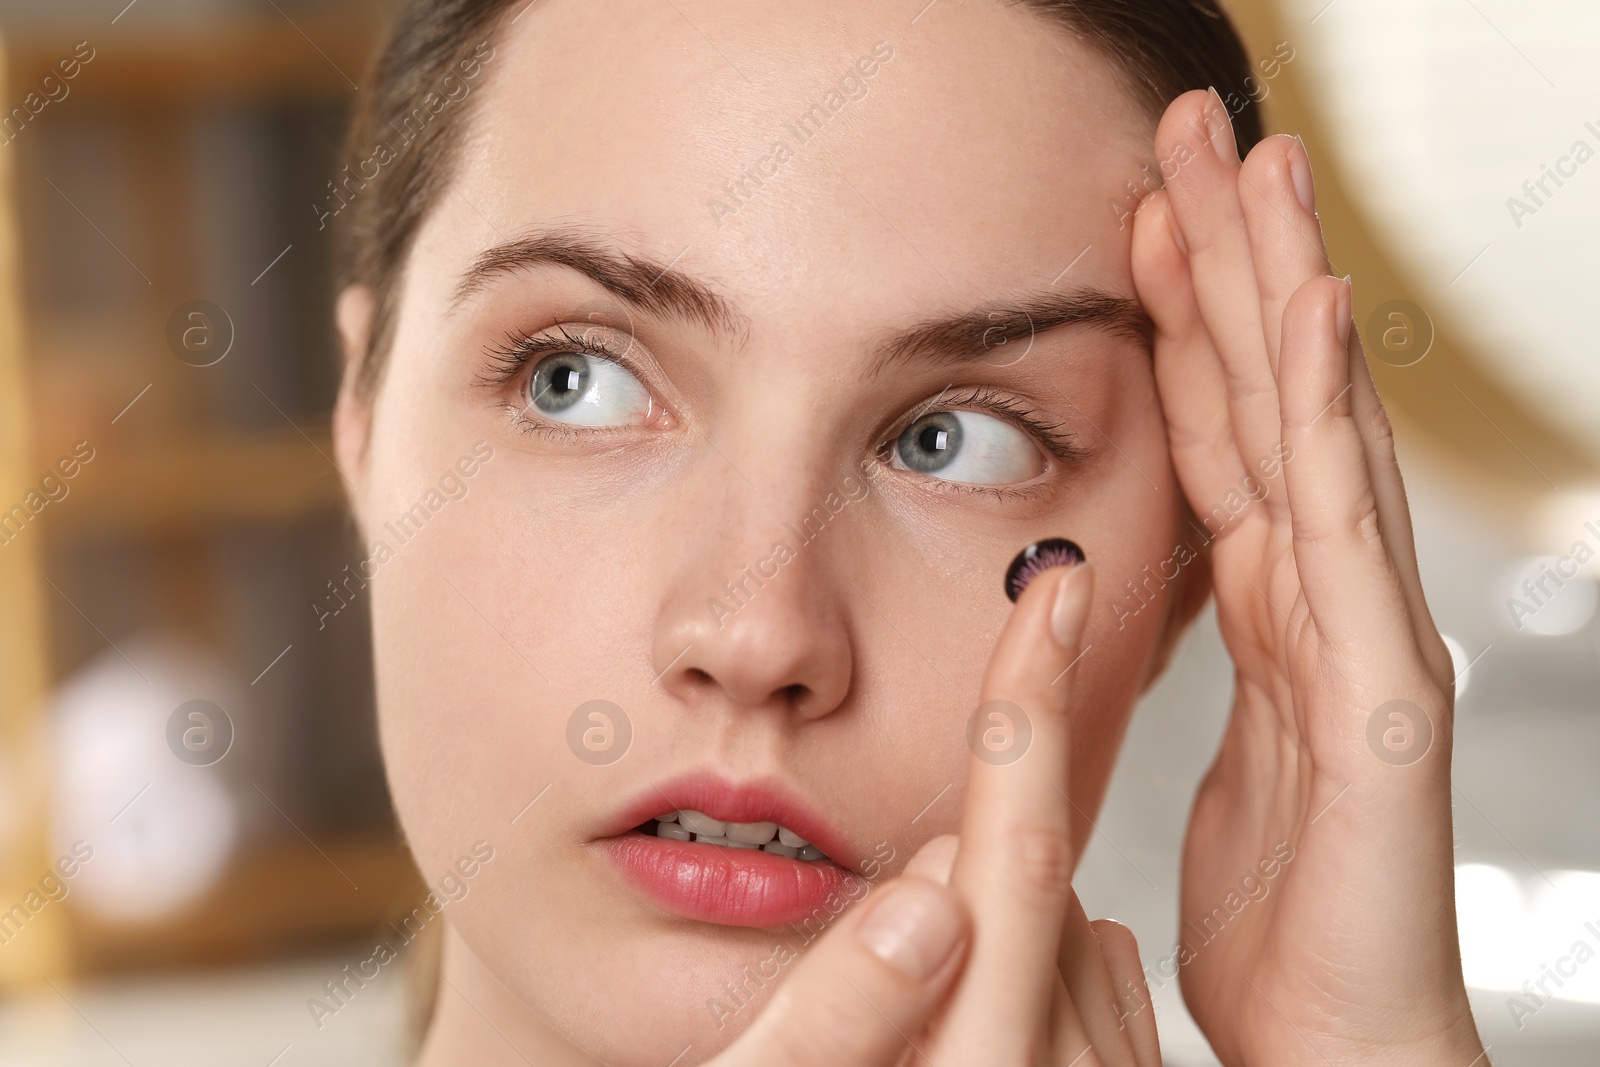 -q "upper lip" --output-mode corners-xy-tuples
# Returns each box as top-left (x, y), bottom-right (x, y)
(596, 770), (860, 870)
